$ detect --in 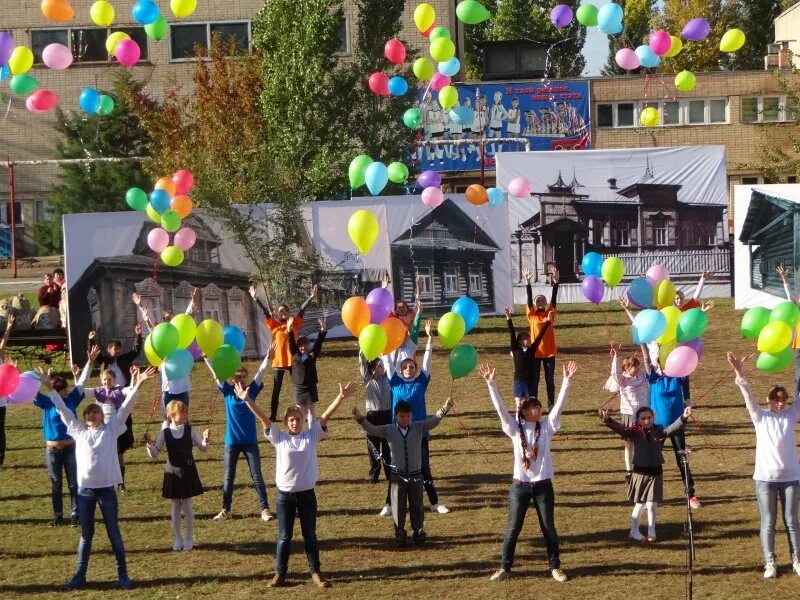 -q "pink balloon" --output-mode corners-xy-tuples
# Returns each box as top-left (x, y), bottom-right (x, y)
(664, 346), (699, 378)
(646, 264), (670, 286)
(28, 89), (59, 112)
(174, 227), (196, 251)
(42, 43), (73, 70)
(147, 227), (170, 253)
(7, 373), (40, 404)
(615, 48), (640, 70)
(384, 39), (406, 65)
(431, 72), (451, 92)
(508, 177), (532, 198)
(421, 186), (444, 208)
(649, 30), (672, 56)
(114, 39), (141, 68)
(368, 72), (390, 96)
(172, 169), (194, 195)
